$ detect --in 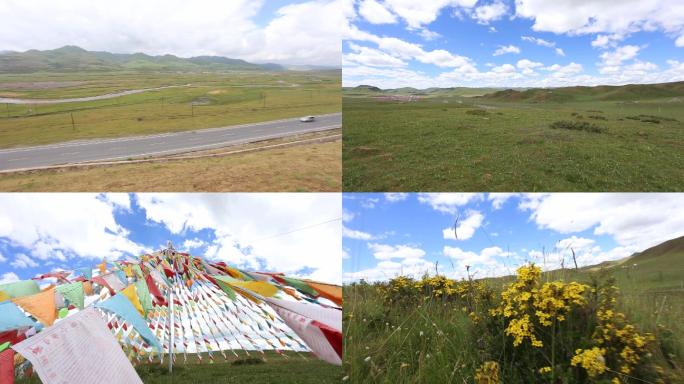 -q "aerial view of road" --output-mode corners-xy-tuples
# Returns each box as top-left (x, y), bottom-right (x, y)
(0, 113), (341, 172)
